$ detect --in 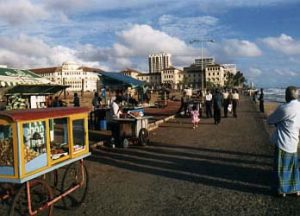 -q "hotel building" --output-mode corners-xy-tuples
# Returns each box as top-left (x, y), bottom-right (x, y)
(30, 61), (103, 92)
(148, 53), (171, 73)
